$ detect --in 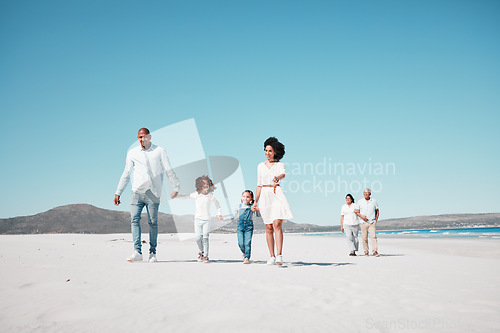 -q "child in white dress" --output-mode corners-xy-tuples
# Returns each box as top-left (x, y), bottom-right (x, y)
(252, 137), (293, 266)
(177, 175), (222, 263)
